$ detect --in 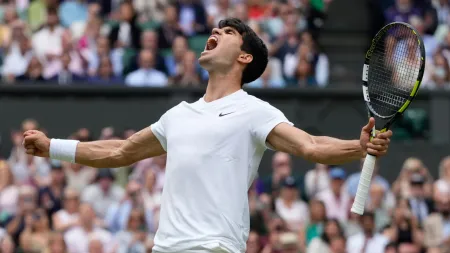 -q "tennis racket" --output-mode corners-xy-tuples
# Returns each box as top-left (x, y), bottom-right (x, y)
(350, 22), (426, 215)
